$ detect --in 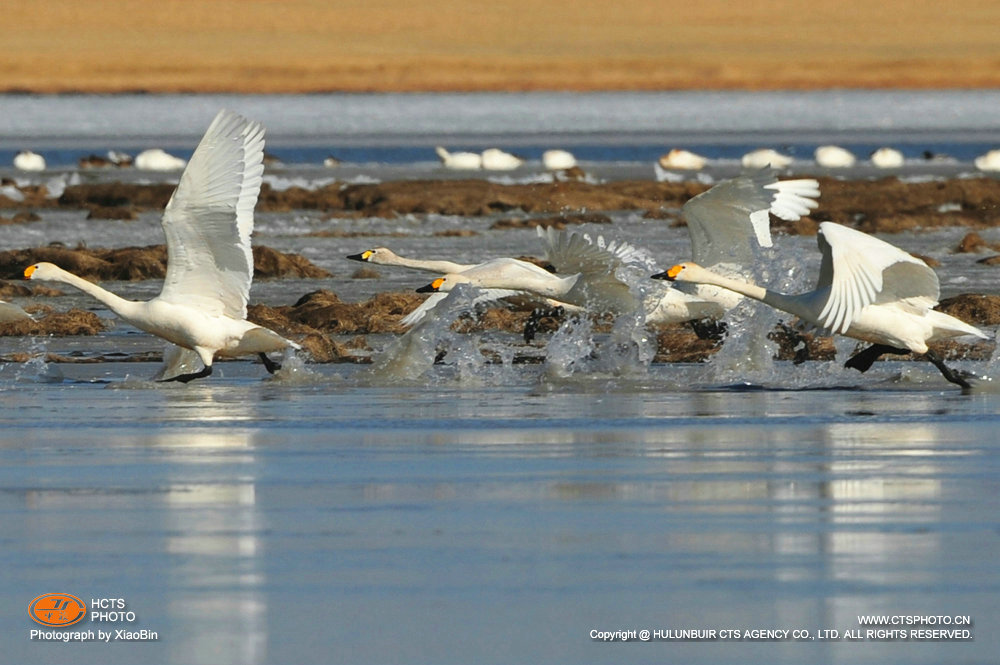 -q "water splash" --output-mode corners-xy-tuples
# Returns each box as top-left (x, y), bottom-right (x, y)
(367, 284), (488, 384)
